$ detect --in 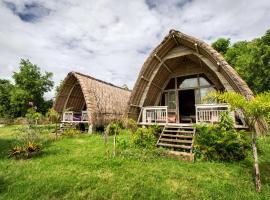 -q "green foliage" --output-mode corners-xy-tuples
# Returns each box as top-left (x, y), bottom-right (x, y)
(116, 137), (130, 150)
(131, 127), (156, 149)
(218, 112), (234, 131)
(212, 29), (270, 93)
(195, 120), (251, 161)
(0, 79), (14, 117)
(105, 121), (122, 136)
(25, 108), (42, 126)
(0, 59), (54, 118)
(212, 38), (230, 55)
(62, 129), (82, 137)
(121, 117), (138, 132)
(207, 91), (270, 132)
(46, 108), (60, 124)
(10, 87), (32, 117)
